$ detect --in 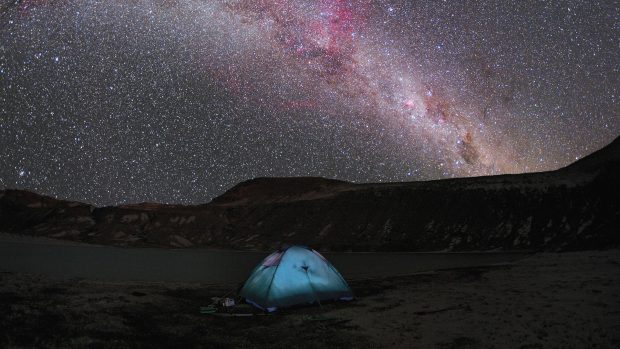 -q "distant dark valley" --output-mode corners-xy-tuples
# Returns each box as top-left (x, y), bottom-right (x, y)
(2, 137), (619, 252)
